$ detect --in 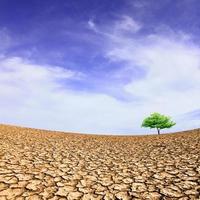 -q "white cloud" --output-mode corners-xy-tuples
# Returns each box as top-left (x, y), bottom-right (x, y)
(115, 15), (142, 33)
(0, 56), (140, 134)
(88, 19), (97, 32)
(104, 25), (200, 132)
(87, 16), (141, 37)
(1, 16), (200, 134)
